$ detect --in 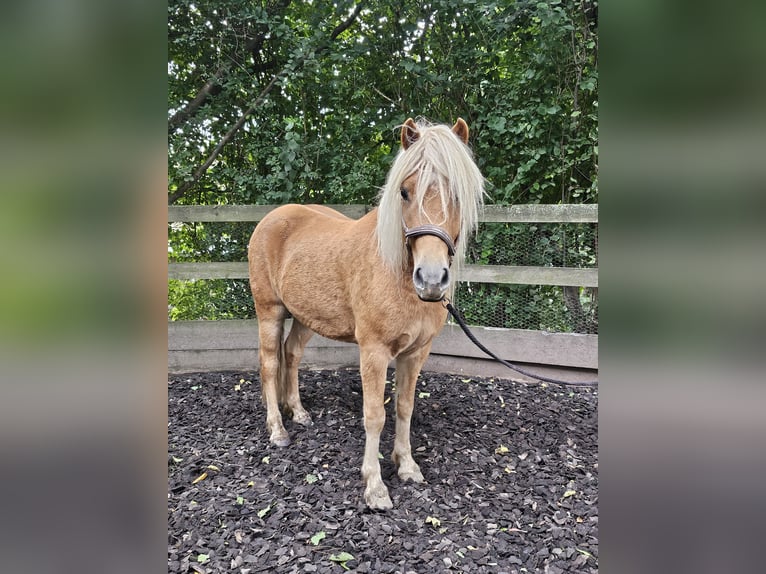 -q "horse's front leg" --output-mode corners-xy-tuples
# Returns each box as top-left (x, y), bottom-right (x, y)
(359, 344), (394, 510)
(391, 344), (430, 484)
